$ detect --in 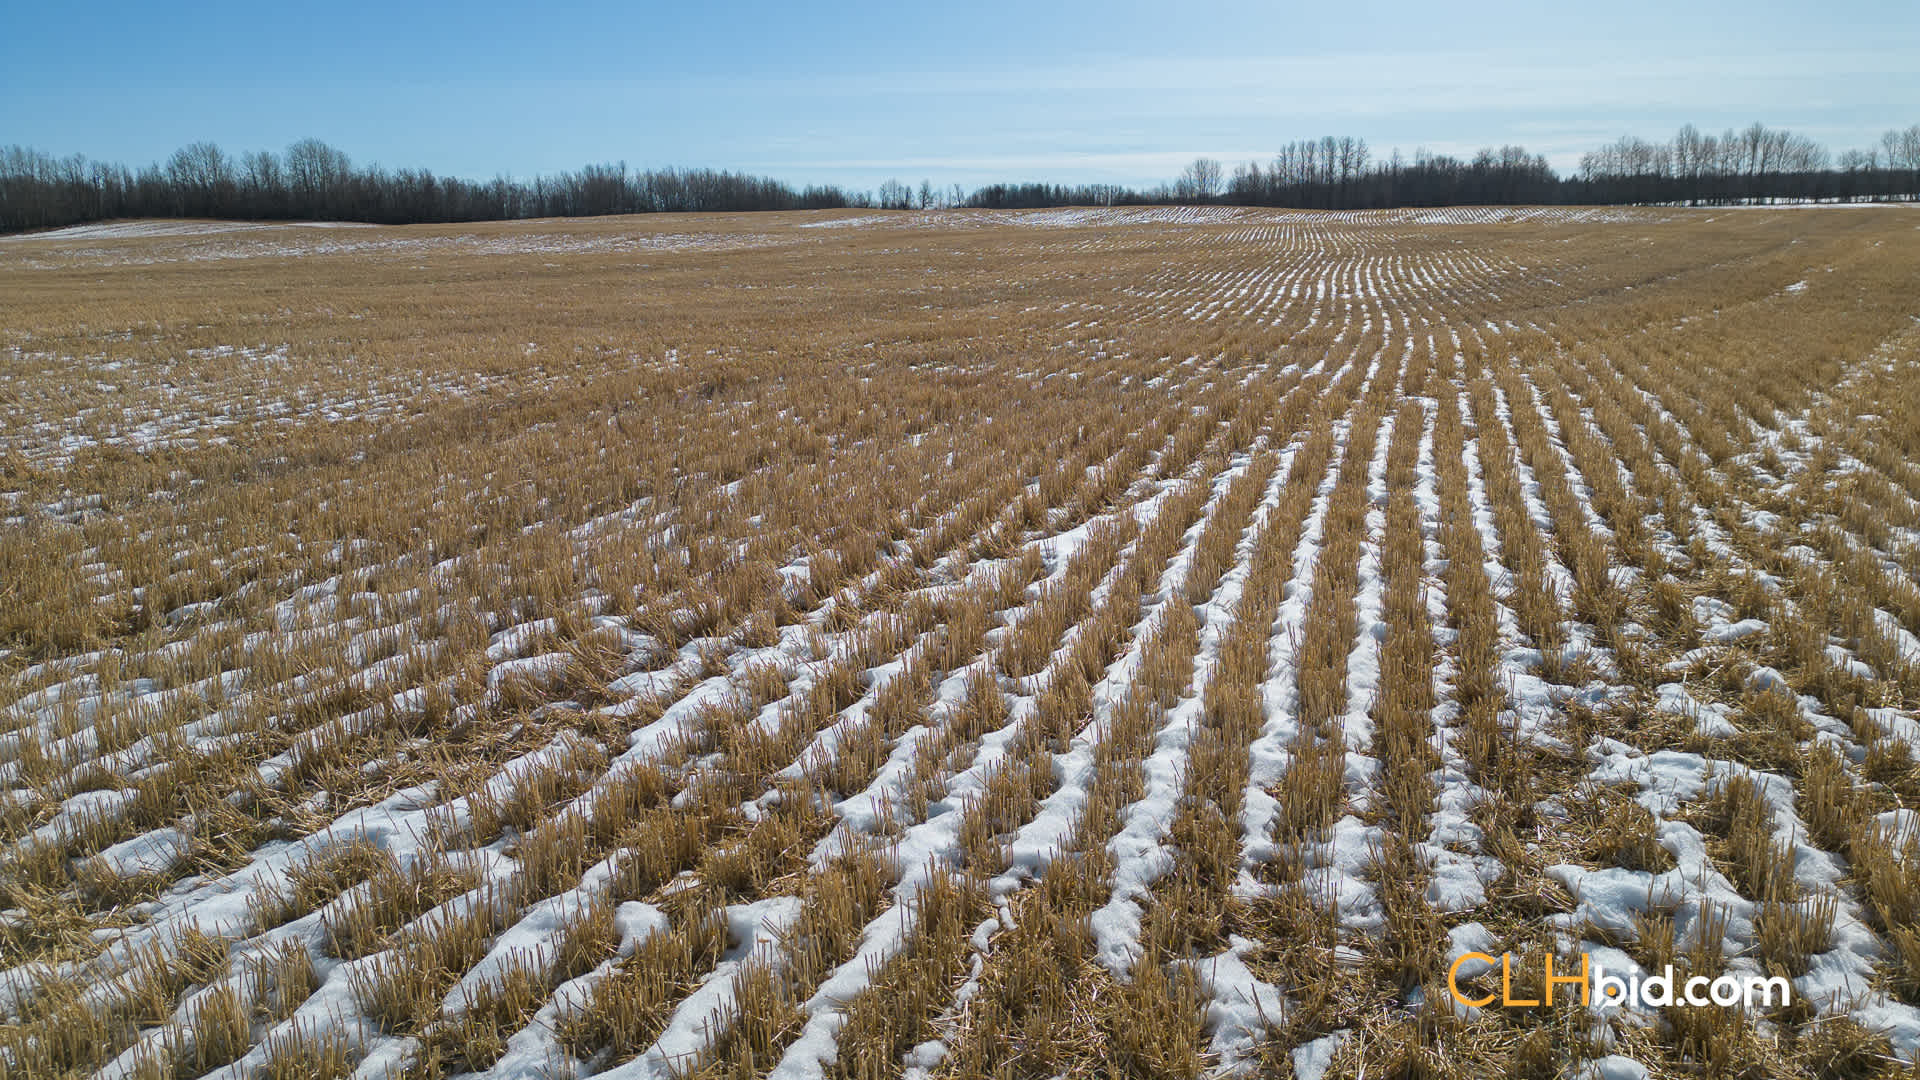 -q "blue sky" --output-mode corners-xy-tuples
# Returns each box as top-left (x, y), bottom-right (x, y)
(4, 0), (1915, 192)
